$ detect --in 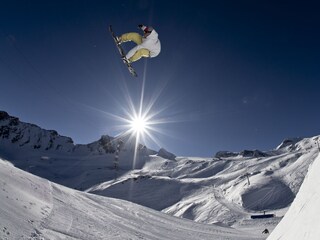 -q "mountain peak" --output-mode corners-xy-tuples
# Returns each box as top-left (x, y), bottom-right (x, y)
(276, 137), (303, 150)
(157, 148), (176, 160)
(0, 111), (10, 120)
